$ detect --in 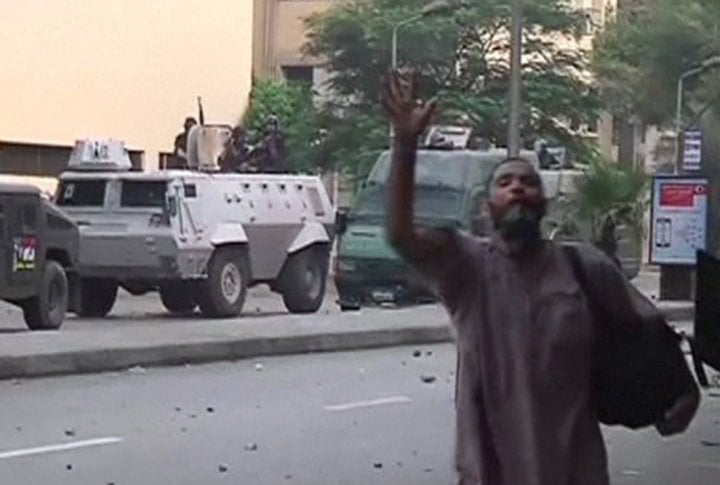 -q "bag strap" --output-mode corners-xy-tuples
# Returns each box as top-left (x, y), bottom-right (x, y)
(562, 245), (606, 323)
